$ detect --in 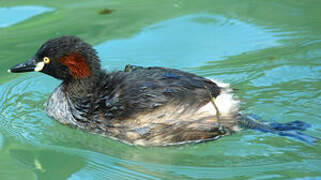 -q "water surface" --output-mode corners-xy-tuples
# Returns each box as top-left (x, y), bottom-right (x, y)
(0, 6), (54, 28)
(0, 0), (320, 179)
